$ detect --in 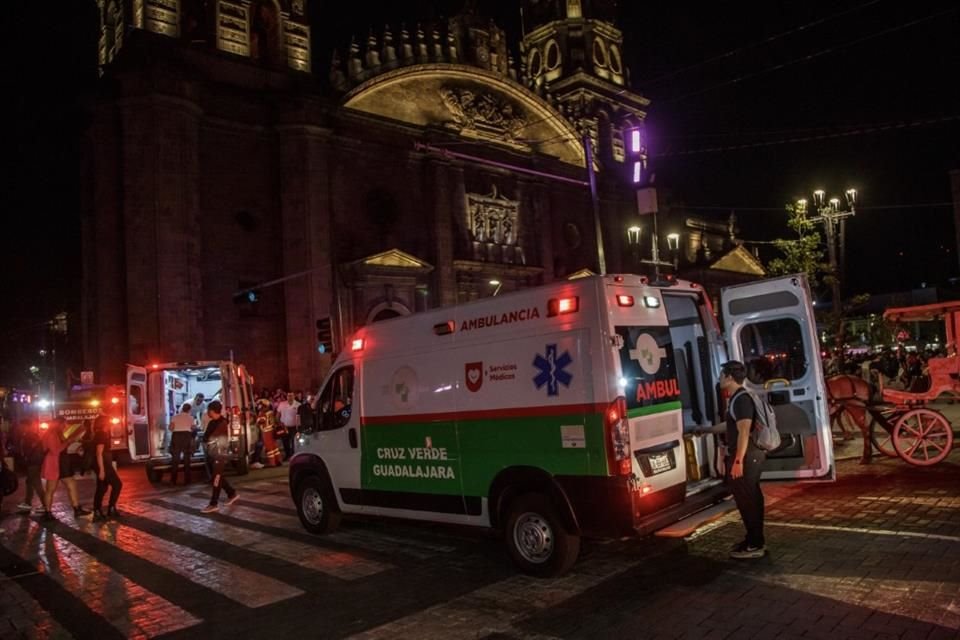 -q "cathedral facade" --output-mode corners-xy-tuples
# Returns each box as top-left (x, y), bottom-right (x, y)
(83, 0), (655, 390)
